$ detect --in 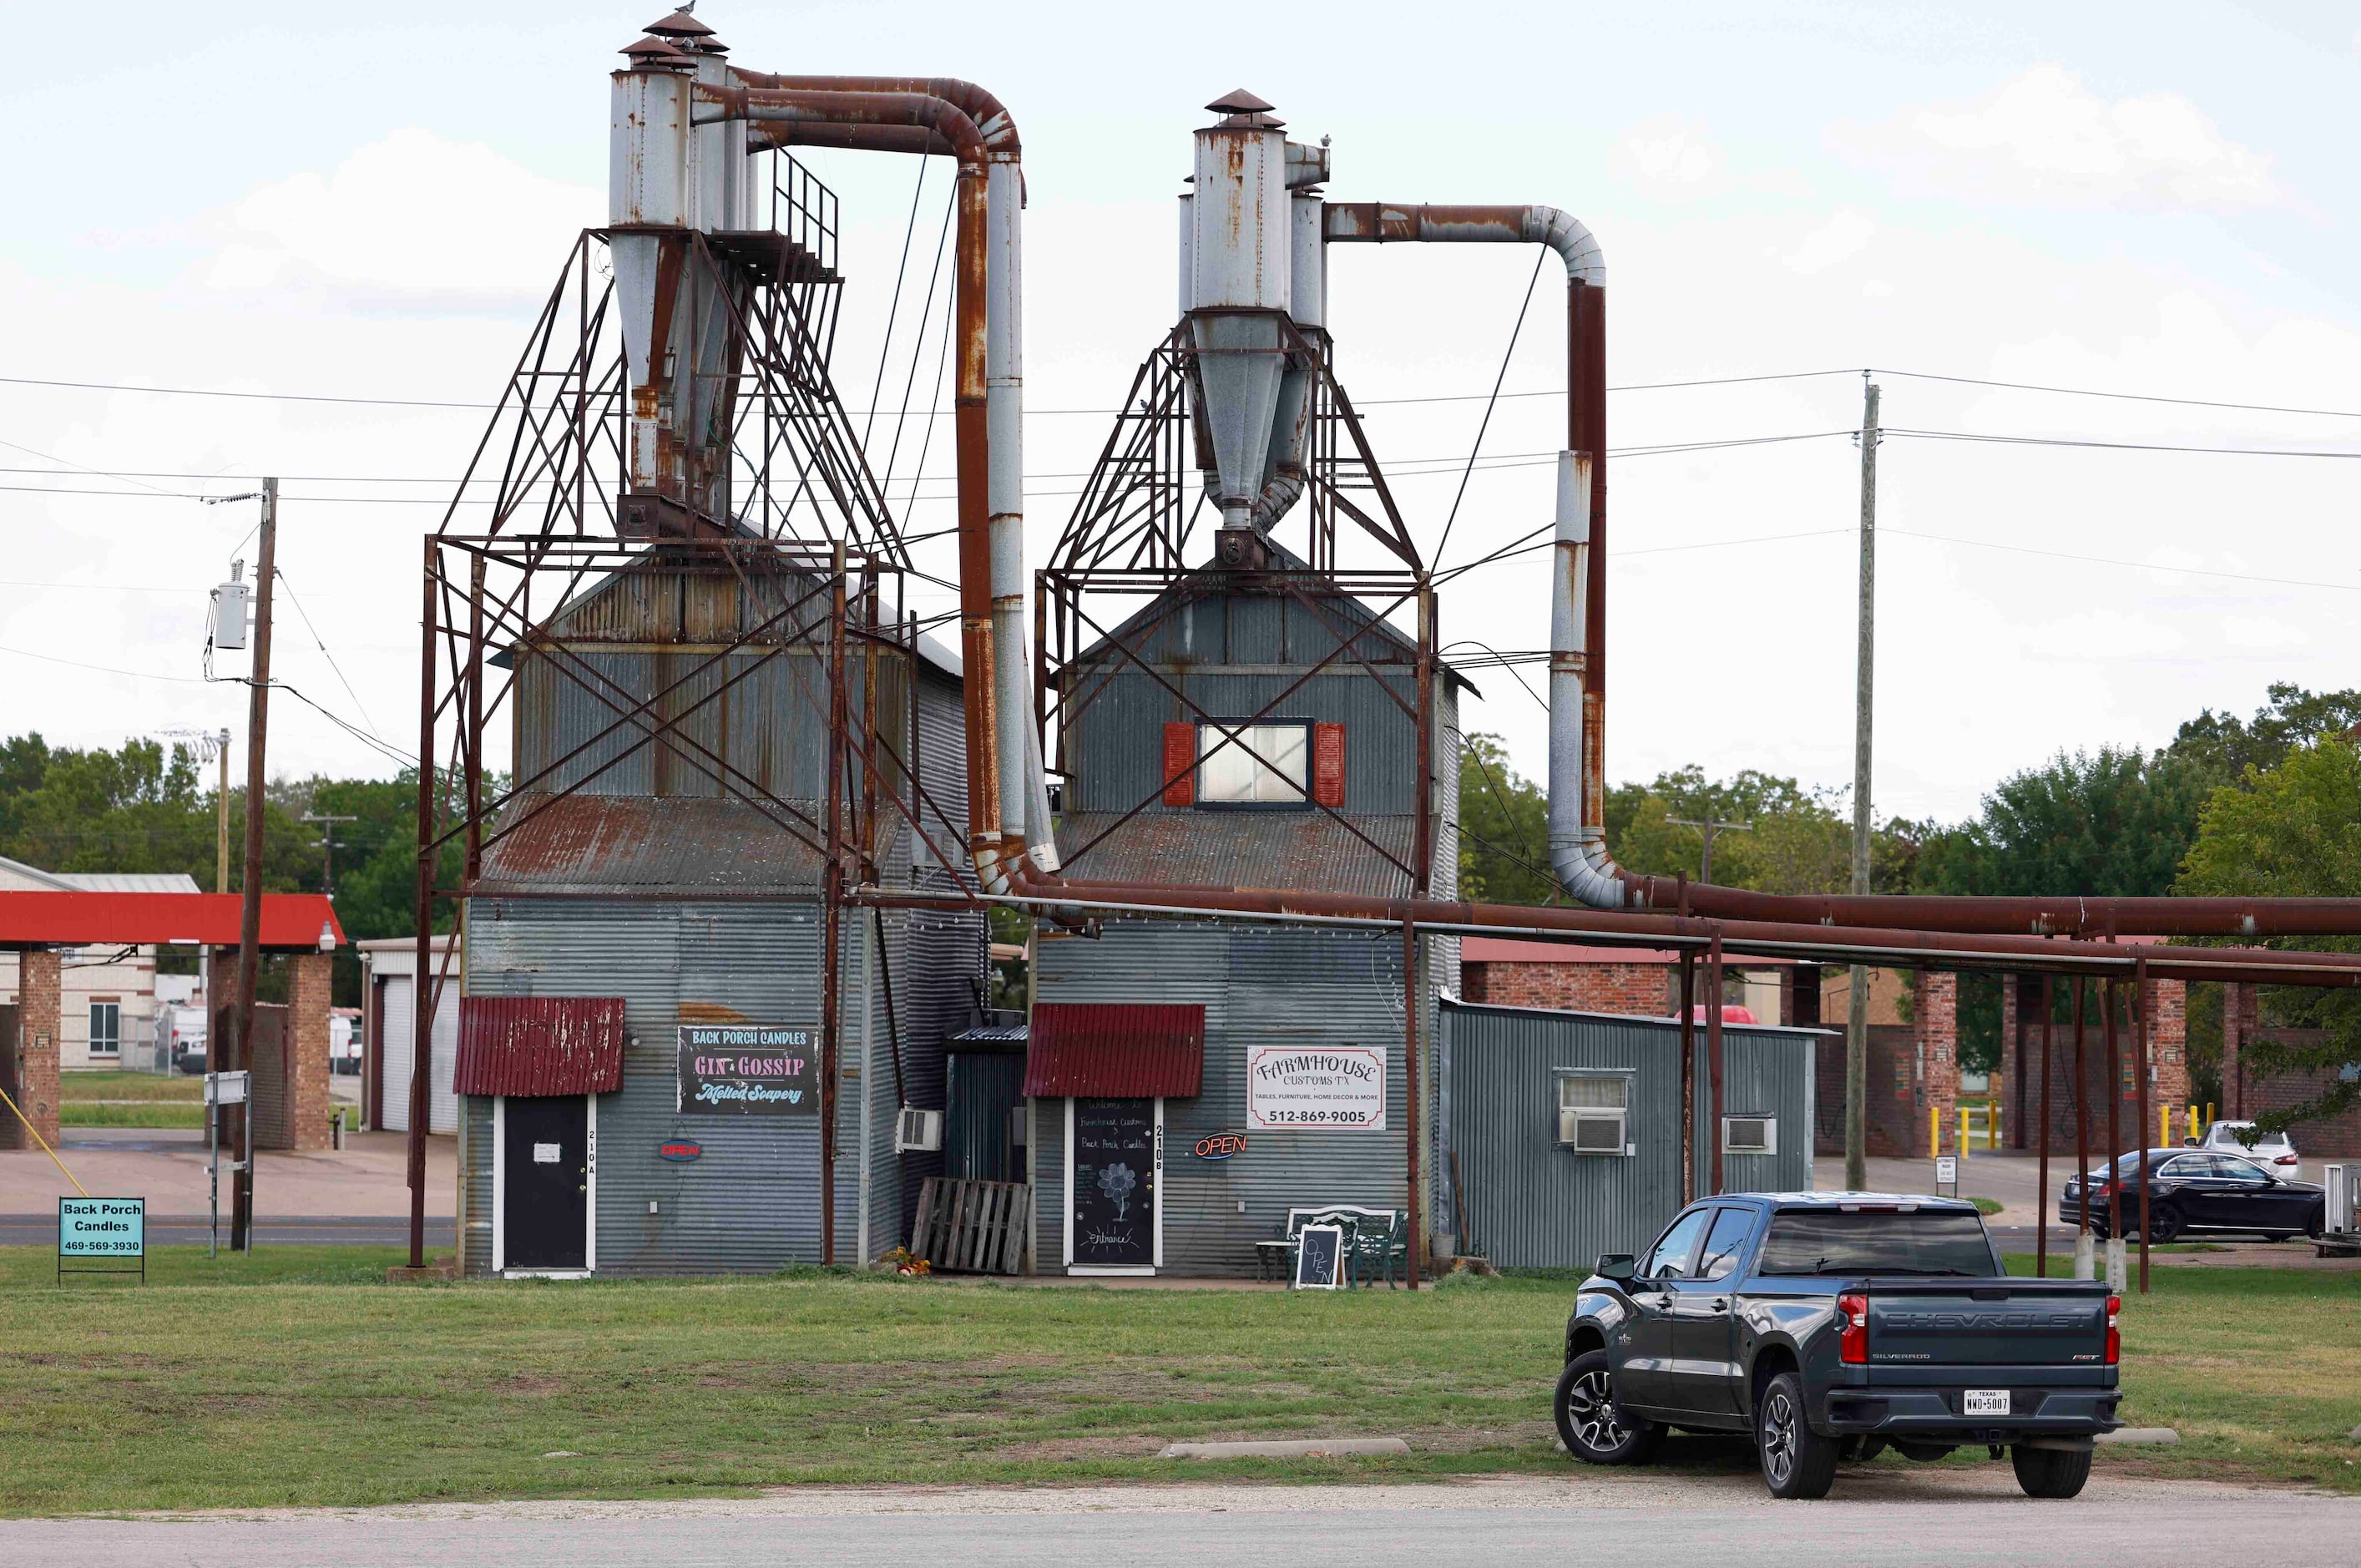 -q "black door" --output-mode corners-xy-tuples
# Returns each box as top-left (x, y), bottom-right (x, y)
(503, 1096), (589, 1270)
(1620, 1206), (1711, 1409)
(1070, 1098), (1156, 1267)
(1668, 1206), (1757, 1417)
